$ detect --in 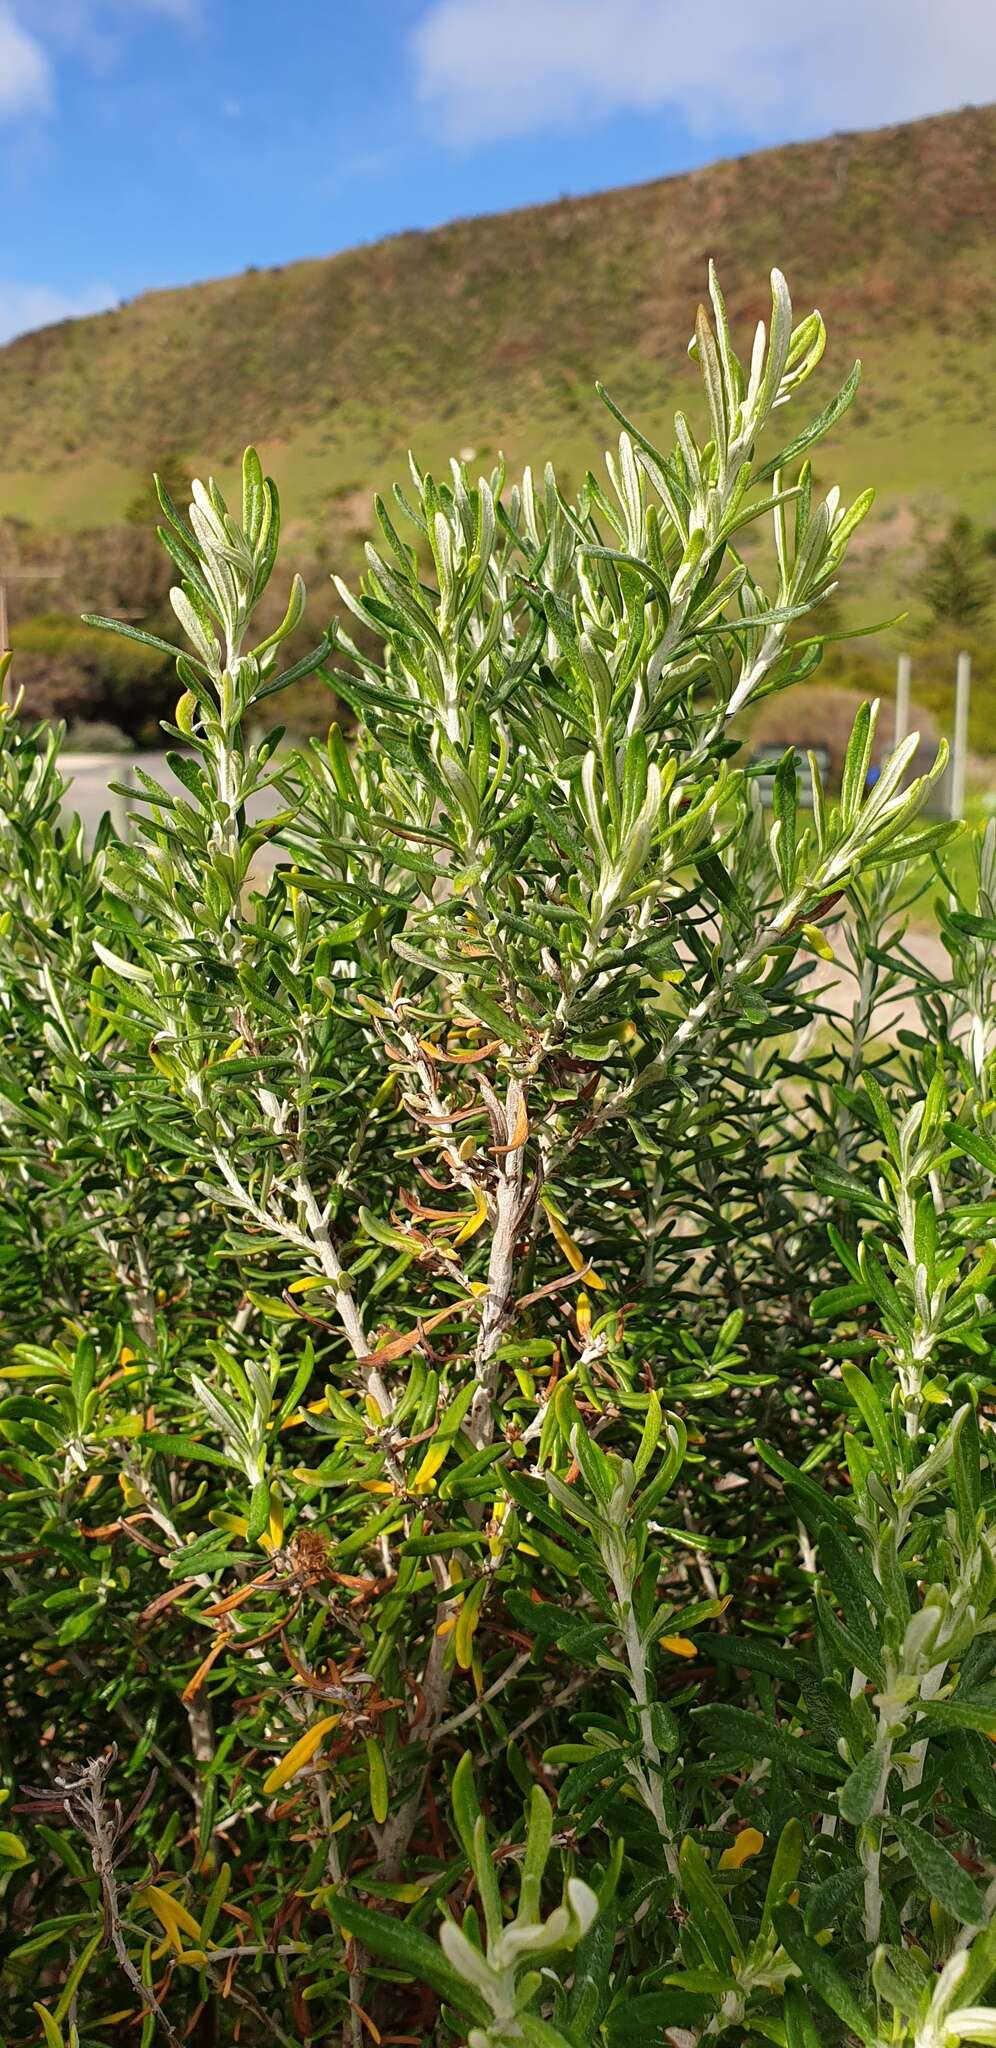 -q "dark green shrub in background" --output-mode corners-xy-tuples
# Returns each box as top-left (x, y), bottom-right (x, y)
(1, 268), (994, 2048)
(9, 612), (173, 736)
